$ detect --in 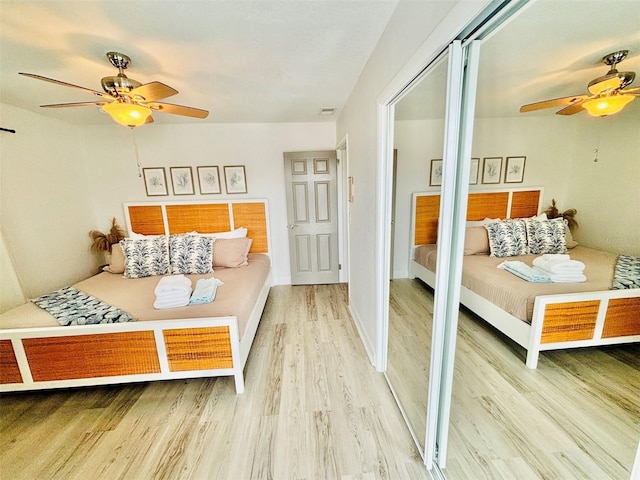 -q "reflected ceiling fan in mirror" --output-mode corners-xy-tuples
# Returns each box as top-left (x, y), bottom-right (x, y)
(520, 50), (639, 117)
(20, 52), (209, 127)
